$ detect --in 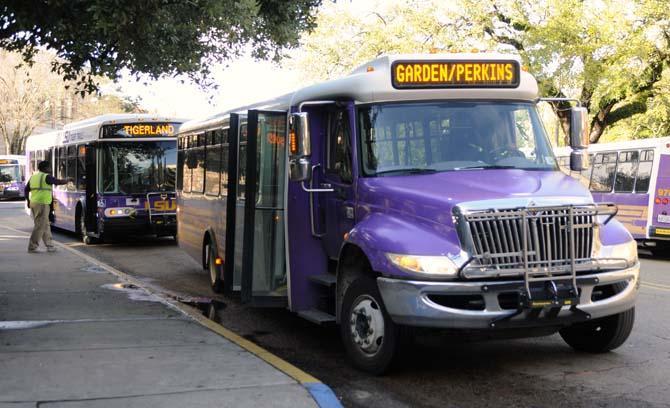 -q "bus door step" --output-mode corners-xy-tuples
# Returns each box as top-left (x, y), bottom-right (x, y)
(308, 274), (336, 288)
(298, 308), (336, 325)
